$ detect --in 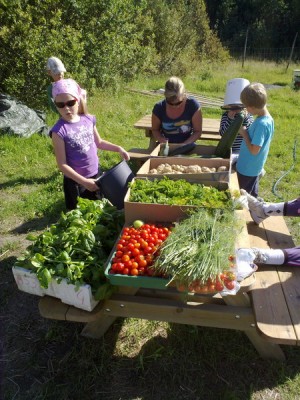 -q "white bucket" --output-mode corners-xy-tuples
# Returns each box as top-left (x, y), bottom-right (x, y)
(223, 78), (250, 107)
